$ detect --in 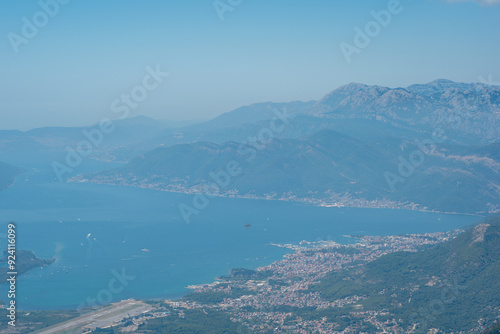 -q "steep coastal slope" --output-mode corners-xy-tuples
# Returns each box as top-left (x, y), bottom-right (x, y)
(313, 216), (500, 332)
(0, 161), (23, 190)
(82, 128), (499, 214)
